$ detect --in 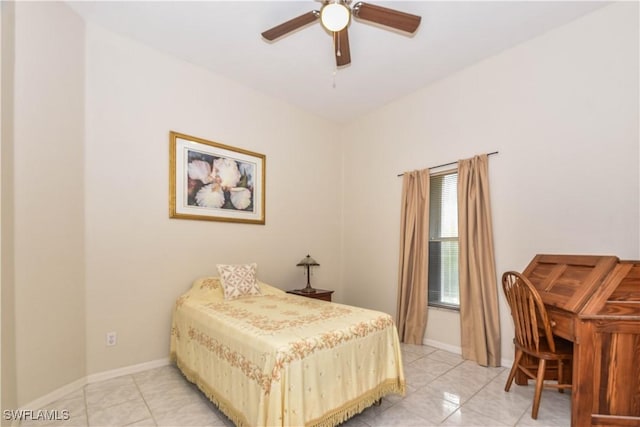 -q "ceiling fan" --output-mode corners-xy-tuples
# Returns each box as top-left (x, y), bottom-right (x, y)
(261, 0), (421, 67)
